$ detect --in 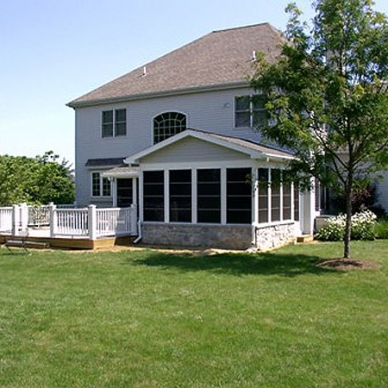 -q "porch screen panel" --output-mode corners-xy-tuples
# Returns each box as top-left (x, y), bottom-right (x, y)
(282, 180), (292, 220)
(117, 179), (133, 208)
(169, 170), (192, 222)
(271, 169), (281, 222)
(294, 185), (300, 221)
(227, 168), (252, 224)
(143, 171), (164, 221)
(197, 169), (221, 223)
(258, 168), (269, 223)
